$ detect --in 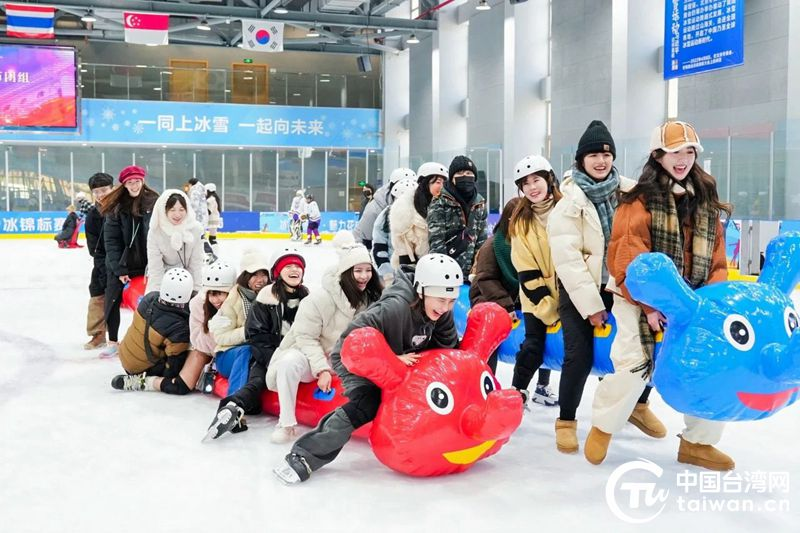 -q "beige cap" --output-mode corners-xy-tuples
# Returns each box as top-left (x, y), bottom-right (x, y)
(649, 120), (704, 154)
